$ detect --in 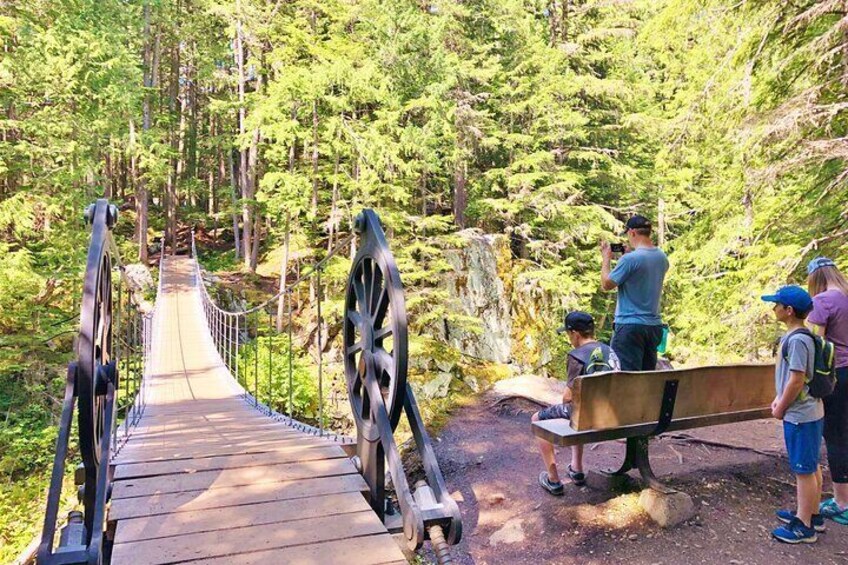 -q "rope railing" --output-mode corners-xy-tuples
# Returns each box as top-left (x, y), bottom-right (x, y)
(191, 229), (354, 440)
